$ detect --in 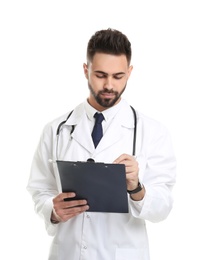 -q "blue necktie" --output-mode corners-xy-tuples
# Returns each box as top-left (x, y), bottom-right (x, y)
(92, 112), (104, 148)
